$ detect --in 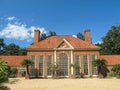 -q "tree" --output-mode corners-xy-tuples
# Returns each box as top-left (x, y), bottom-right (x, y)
(93, 59), (109, 78)
(0, 38), (6, 55)
(77, 32), (84, 40)
(9, 67), (18, 78)
(48, 31), (57, 37)
(4, 43), (20, 55)
(70, 64), (80, 78)
(100, 25), (120, 55)
(40, 31), (57, 41)
(112, 64), (120, 78)
(48, 63), (59, 79)
(19, 48), (27, 55)
(21, 59), (34, 79)
(40, 33), (47, 41)
(0, 58), (10, 89)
